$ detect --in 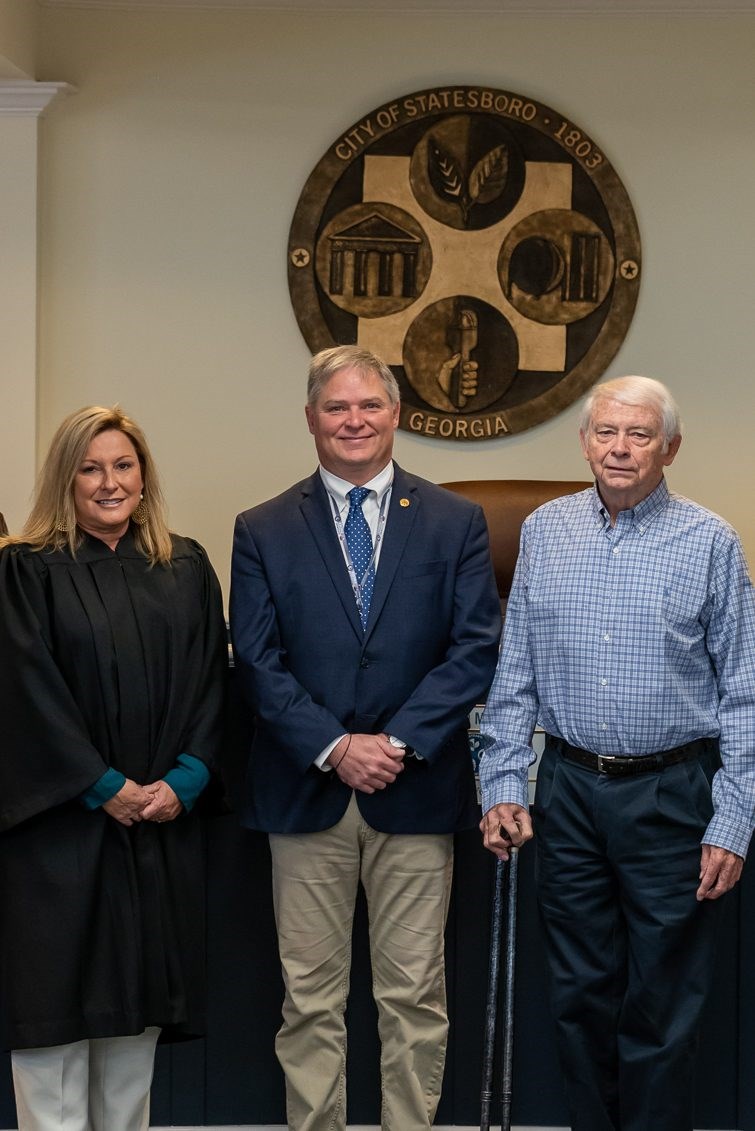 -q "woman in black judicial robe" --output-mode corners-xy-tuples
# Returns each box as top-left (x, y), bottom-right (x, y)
(0, 406), (226, 1131)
